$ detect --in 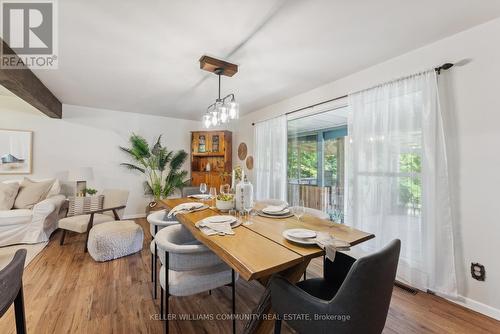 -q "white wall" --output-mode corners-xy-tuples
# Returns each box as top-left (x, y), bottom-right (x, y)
(232, 18), (500, 318)
(0, 99), (201, 218)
